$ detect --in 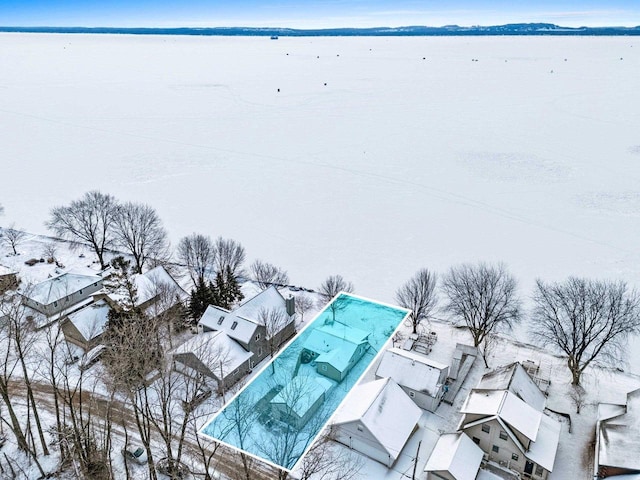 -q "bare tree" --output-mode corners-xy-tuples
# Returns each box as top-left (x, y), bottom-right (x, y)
(296, 294), (314, 323)
(441, 262), (521, 367)
(257, 307), (293, 374)
(0, 224), (27, 255)
(250, 260), (289, 290)
(213, 237), (246, 278)
(41, 242), (58, 262)
(296, 425), (363, 480)
(396, 268), (438, 334)
(47, 191), (118, 269)
(177, 233), (216, 286)
(113, 201), (170, 274)
(318, 275), (354, 304)
(531, 277), (640, 386)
